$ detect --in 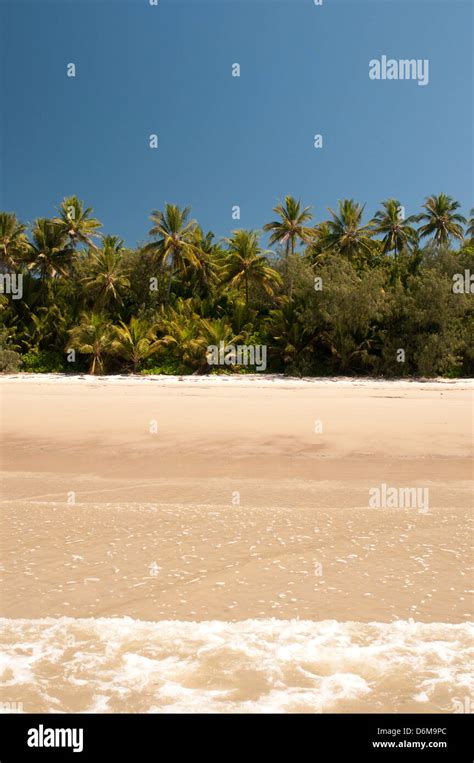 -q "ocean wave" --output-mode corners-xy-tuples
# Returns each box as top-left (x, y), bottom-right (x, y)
(0, 617), (472, 713)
